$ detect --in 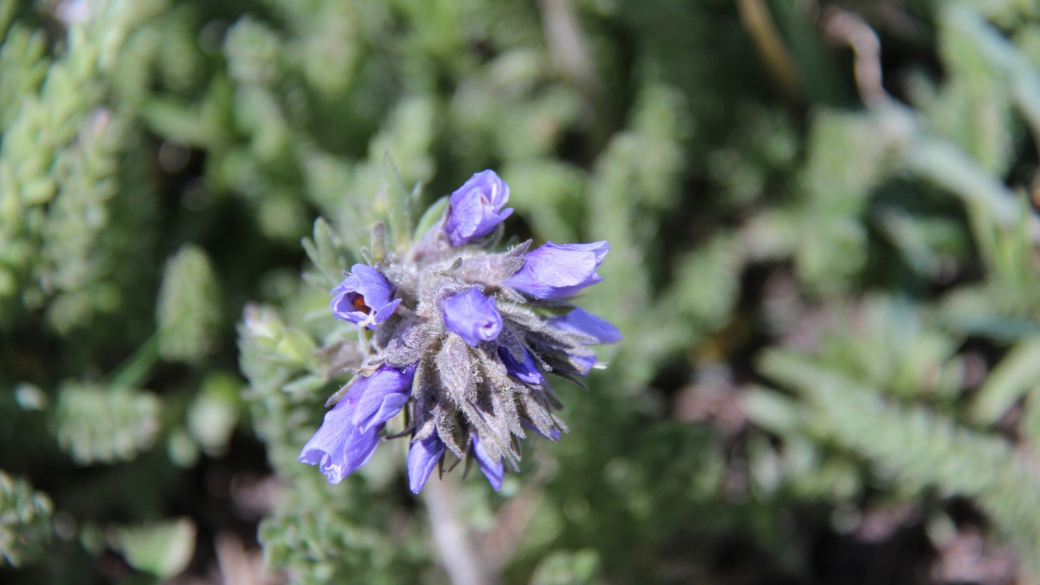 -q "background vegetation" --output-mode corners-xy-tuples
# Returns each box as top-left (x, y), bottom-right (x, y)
(3, 0), (1040, 582)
